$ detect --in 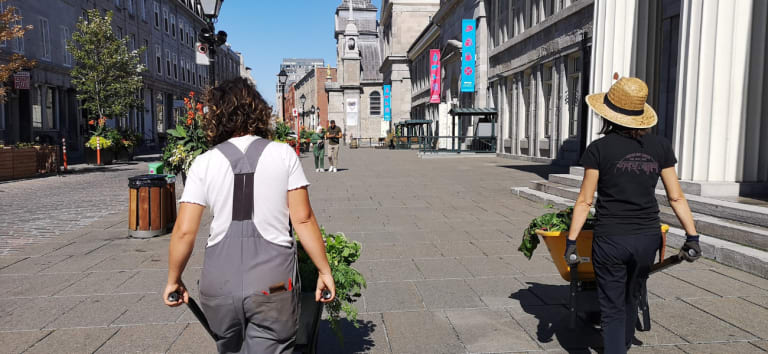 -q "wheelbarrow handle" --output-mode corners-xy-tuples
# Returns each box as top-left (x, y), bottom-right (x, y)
(650, 249), (697, 275)
(168, 292), (219, 341)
